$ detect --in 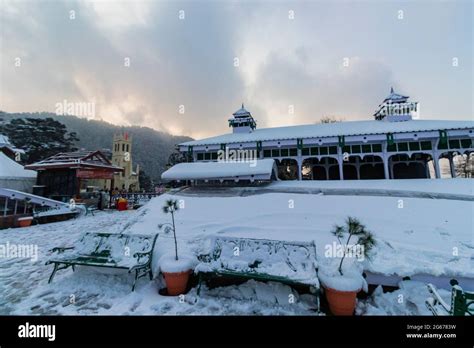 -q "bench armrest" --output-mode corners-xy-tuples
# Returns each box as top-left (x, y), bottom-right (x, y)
(50, 246), (75, 253)
(427, 283), (450, 313)
(133, 251), (152, 264)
